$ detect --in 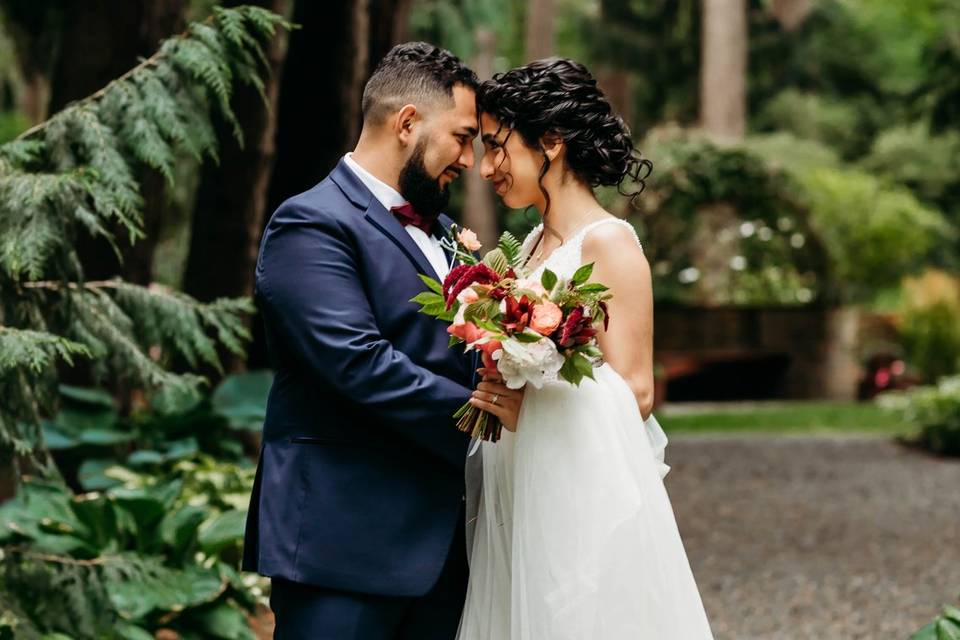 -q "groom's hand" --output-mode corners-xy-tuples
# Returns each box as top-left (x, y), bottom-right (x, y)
(470, 368), (525, 432)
